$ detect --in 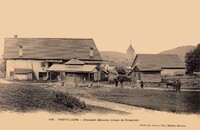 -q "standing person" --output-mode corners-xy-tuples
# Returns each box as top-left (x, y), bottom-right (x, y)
(140, 80), (144, 89)
(174, 77), (180, 91)
(136, 79), (141, 88)
(83, 77), (86, 86)
(131, 78), (135, 88)
(177, 78), (181, 91)
(57, 75), (62, 86)
(114, 78), (118, 87)
(83, 77), (86, 83)
(119, 76), (124, 88)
